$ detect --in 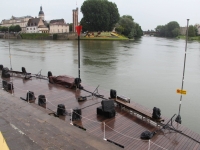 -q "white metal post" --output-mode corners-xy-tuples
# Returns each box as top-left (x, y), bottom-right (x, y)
(27, 90), (29, 103)
(70, 109), (73, 125)
(11, 83), (13, 95)
(45, 98), (47, 110)
(103, 122), (106, 140)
